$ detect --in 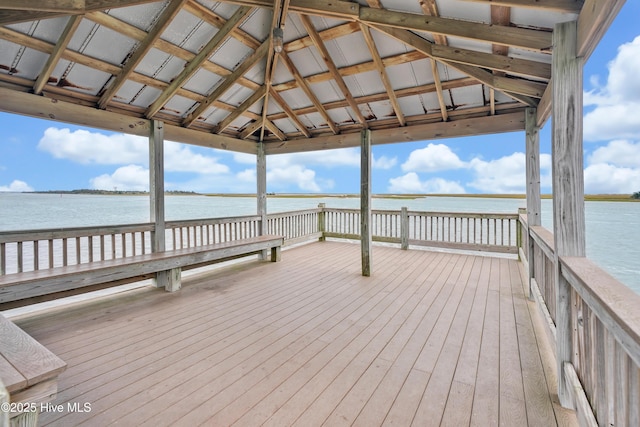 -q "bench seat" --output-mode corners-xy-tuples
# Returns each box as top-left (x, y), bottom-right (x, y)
(0, 313), (66, 424)
(0, 235), (283, 308)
